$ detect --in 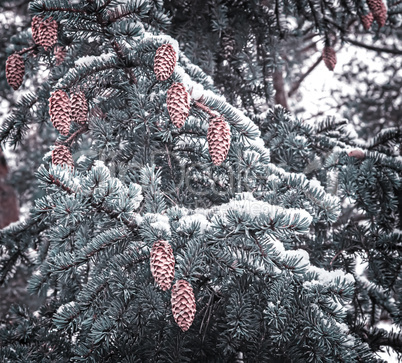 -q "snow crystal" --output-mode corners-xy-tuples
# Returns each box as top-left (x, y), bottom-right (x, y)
(178, 213), (210, 234)
(146, 213), (171, 236)
(74, 53), (114, 67)
(56, 301), (77, 315)
(267, 174), (280, 182)
(93, 160), (105, 168)
(134, 213), (144, 225)
(43, 150), (52, 160)
(307, 265), (354, 286)
(309, 178), (325, 192)
(191, 83), (204, 101)
(267, 236), (286, 254)
(76, 155), (89, 164)
(209, 194), (313, 232)
(284, 249), (310, 266)
(343, 123), (358, 139)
